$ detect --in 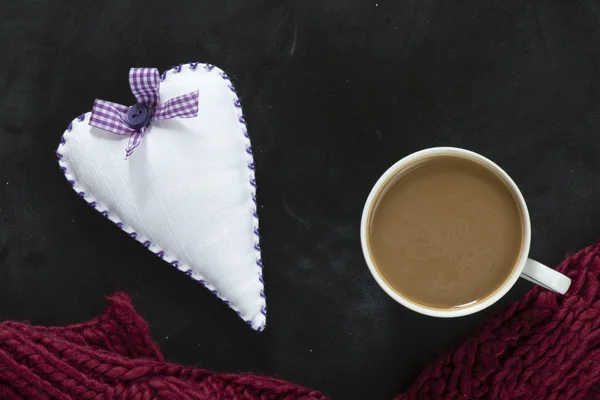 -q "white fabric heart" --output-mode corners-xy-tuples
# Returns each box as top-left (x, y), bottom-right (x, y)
(56, 63), (266, 331)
